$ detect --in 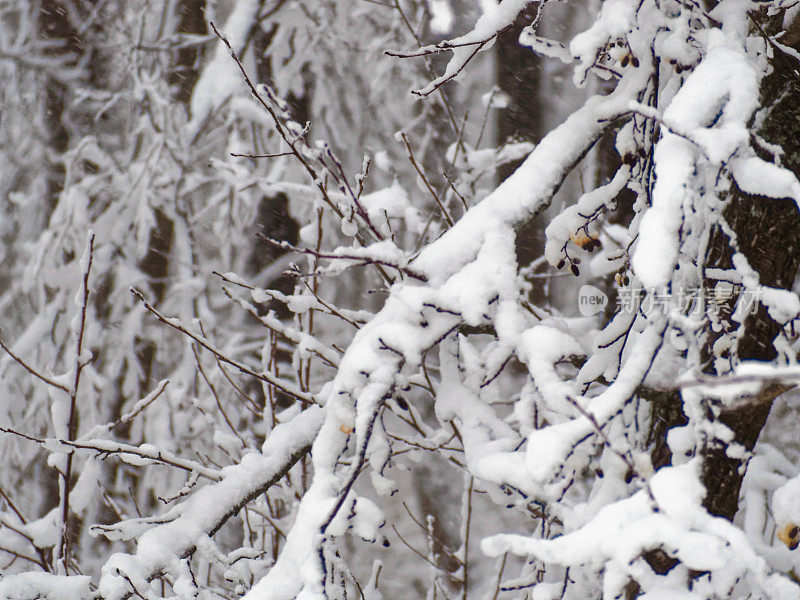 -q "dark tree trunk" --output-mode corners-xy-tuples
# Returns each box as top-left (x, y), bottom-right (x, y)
(170, 0), (208, 106)
(647, 37), (800, 521)
(38, 0), (87, 220)
(133, 0), (204, 391)
(249, 18), (302, 318)
(700, 192), (800, 519)
(496, 6), (542, 155)
(495, 6), (543, 269)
